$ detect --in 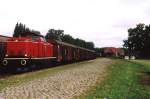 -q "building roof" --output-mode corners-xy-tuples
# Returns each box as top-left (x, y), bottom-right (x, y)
(0, 35), (11, 38)
(0, 35), (11, 42)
